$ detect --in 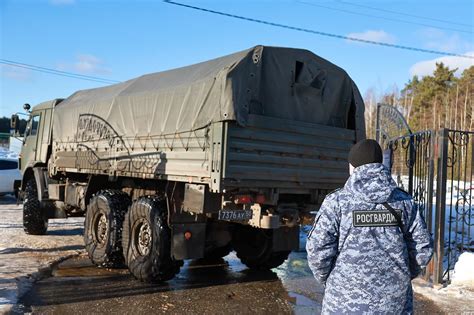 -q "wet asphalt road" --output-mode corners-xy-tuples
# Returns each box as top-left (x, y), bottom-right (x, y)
(18, 251), (323, 314)
(17, 250), (442, 315)
(0, 197), (445, 314)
